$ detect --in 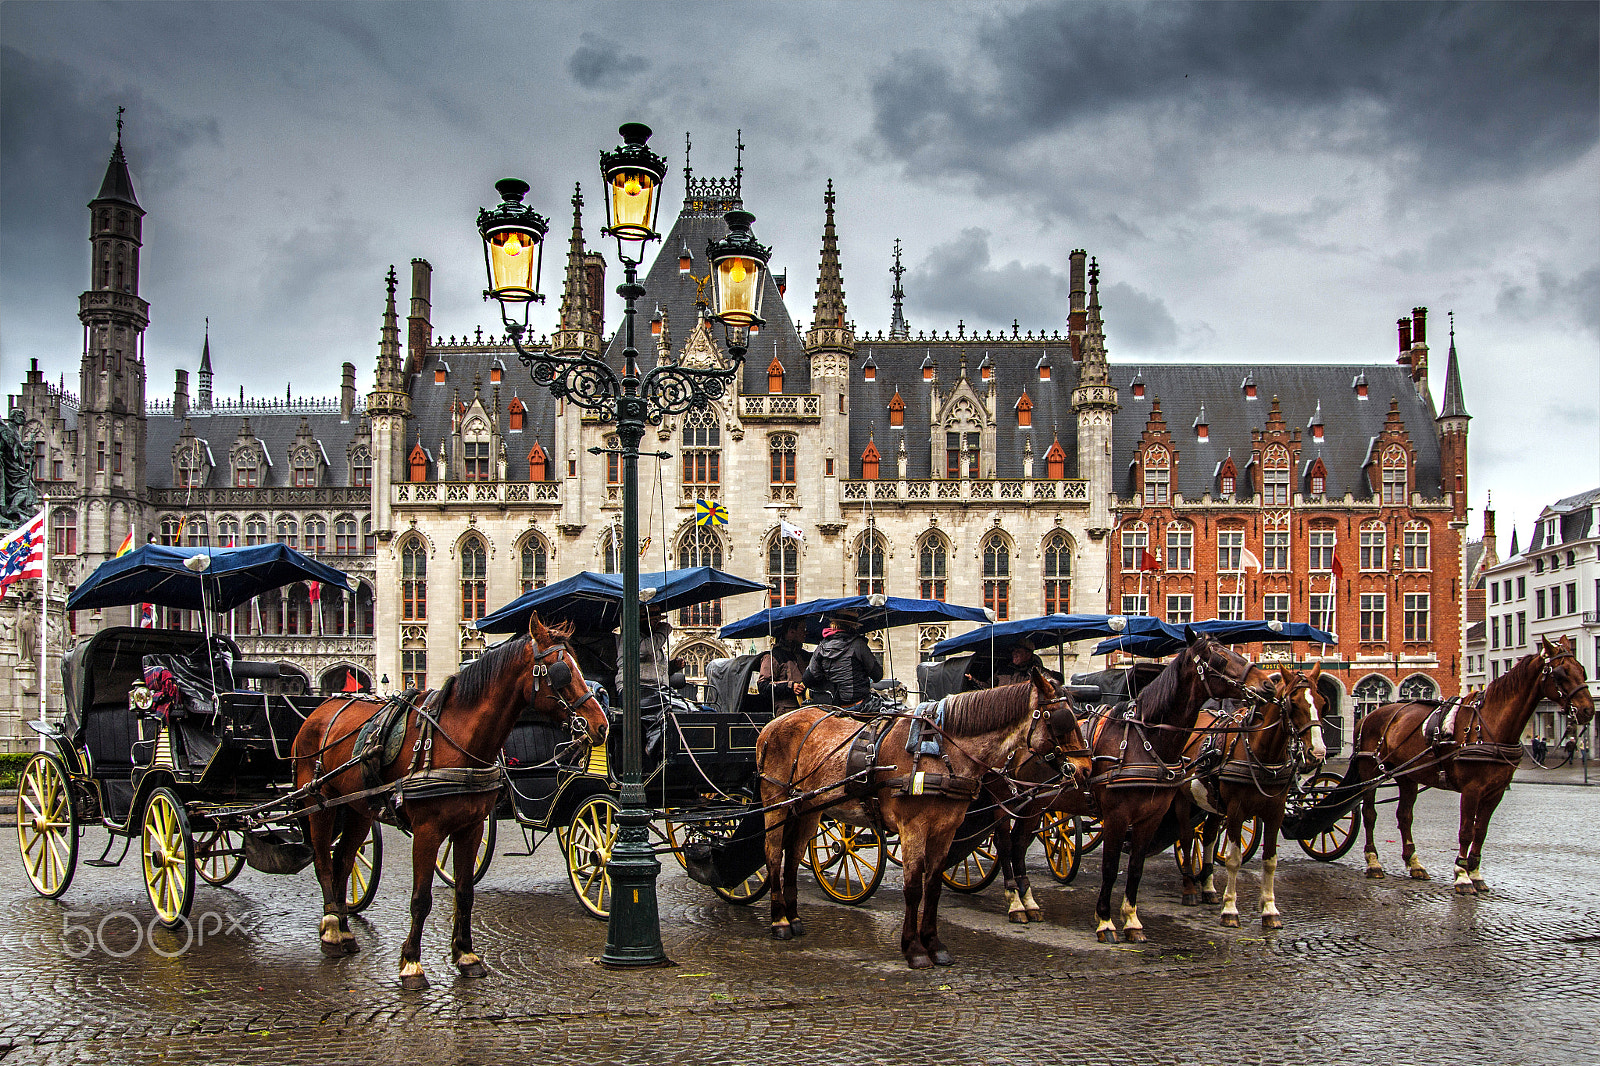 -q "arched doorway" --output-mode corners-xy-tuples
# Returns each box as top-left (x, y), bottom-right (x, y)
(319, 664), (372, 695)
